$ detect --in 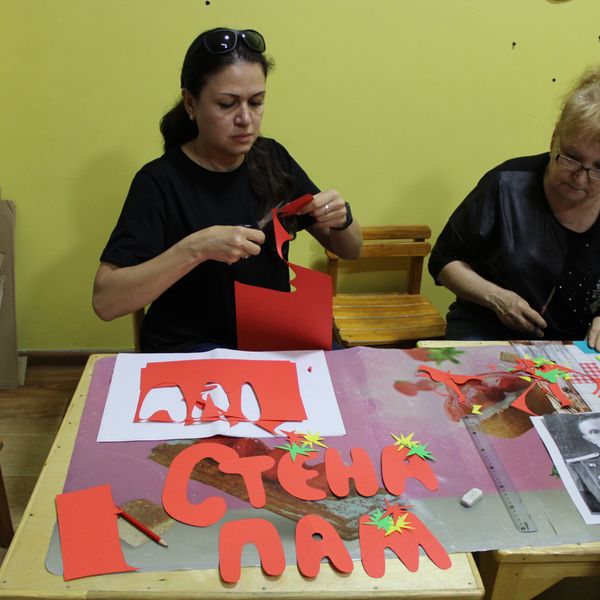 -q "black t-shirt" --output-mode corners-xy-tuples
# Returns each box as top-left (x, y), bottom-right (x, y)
(100, 138), (320, 352)
(429, 153), (600, 340)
